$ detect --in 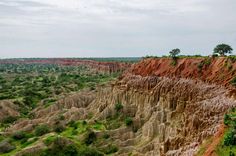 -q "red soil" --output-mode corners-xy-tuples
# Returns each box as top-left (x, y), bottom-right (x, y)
(203, 124), (225, 156)
(126, 57), (236, 88)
